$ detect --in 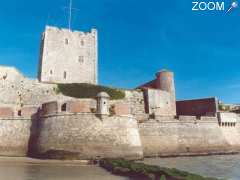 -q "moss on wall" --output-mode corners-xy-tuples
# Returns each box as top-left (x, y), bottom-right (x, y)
(56, 83), (125, 100)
